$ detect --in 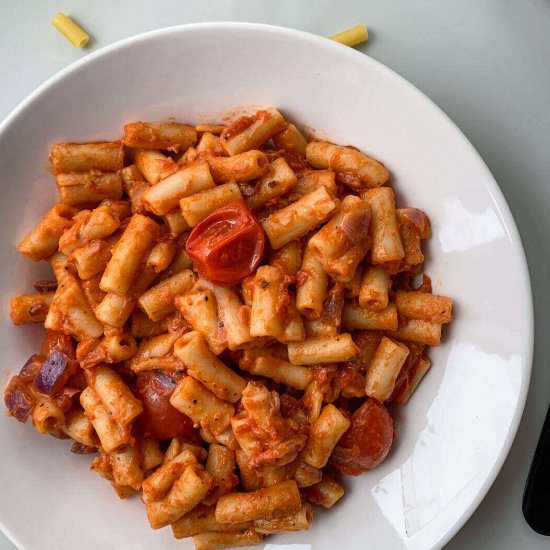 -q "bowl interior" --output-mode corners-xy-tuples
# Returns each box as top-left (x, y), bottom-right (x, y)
(0, 23), (532, 550)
